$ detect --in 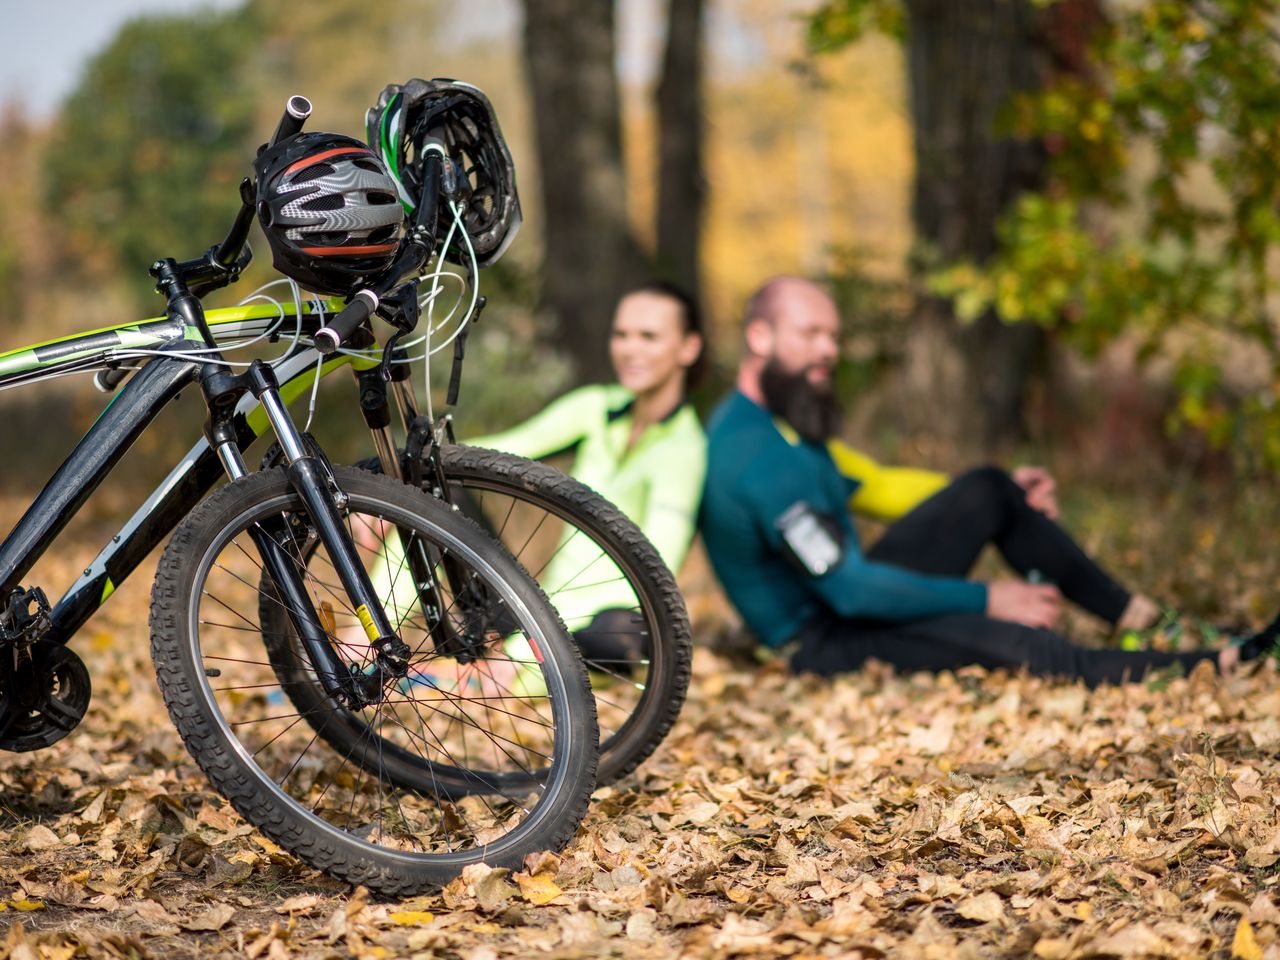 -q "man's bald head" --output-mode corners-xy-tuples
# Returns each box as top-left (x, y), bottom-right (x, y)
(743, 276), (832, 334)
